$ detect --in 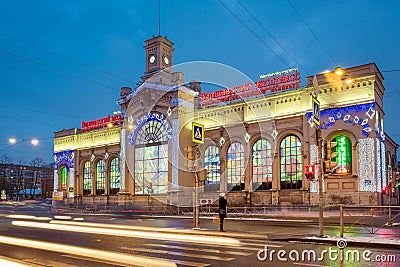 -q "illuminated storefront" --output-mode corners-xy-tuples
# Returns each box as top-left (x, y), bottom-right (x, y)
(53, 36), (398, 206)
